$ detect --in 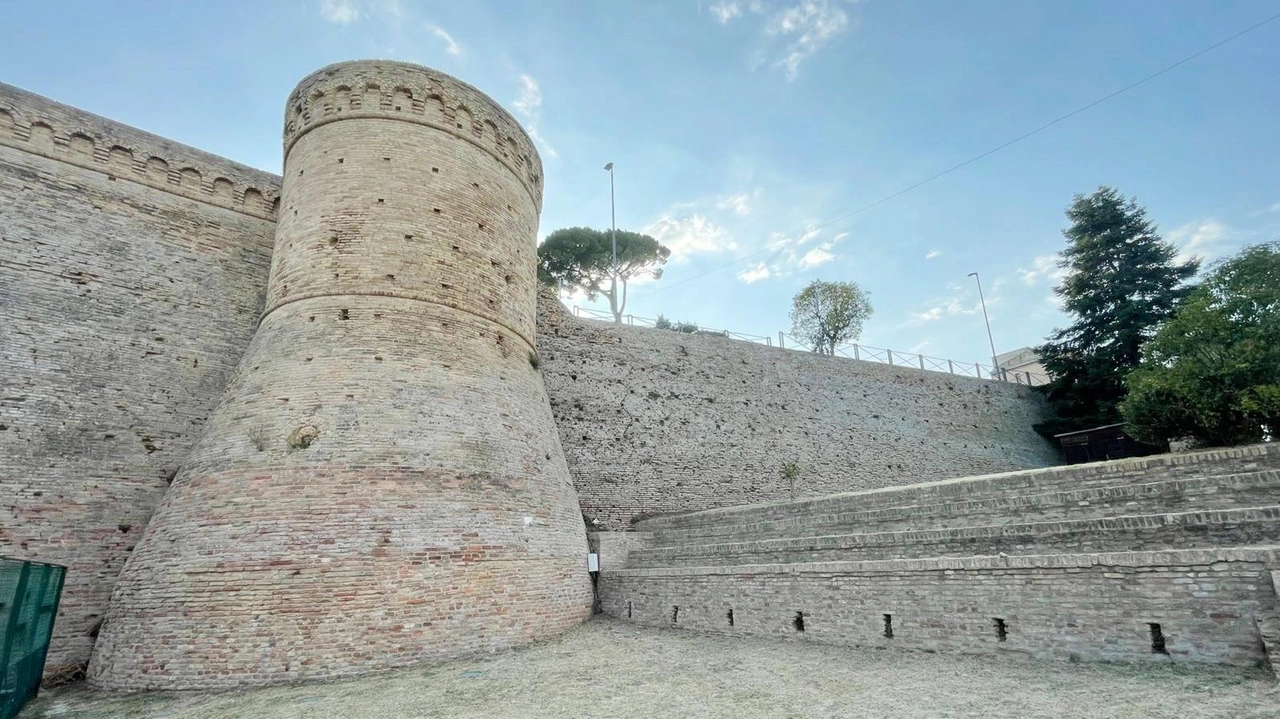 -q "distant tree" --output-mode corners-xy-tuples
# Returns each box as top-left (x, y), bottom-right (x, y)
(1121, 242), (1280, 447)
(537, 227), (670, 323)
(1035, 187), (1199, 437)
(790, 280), (873, 355)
